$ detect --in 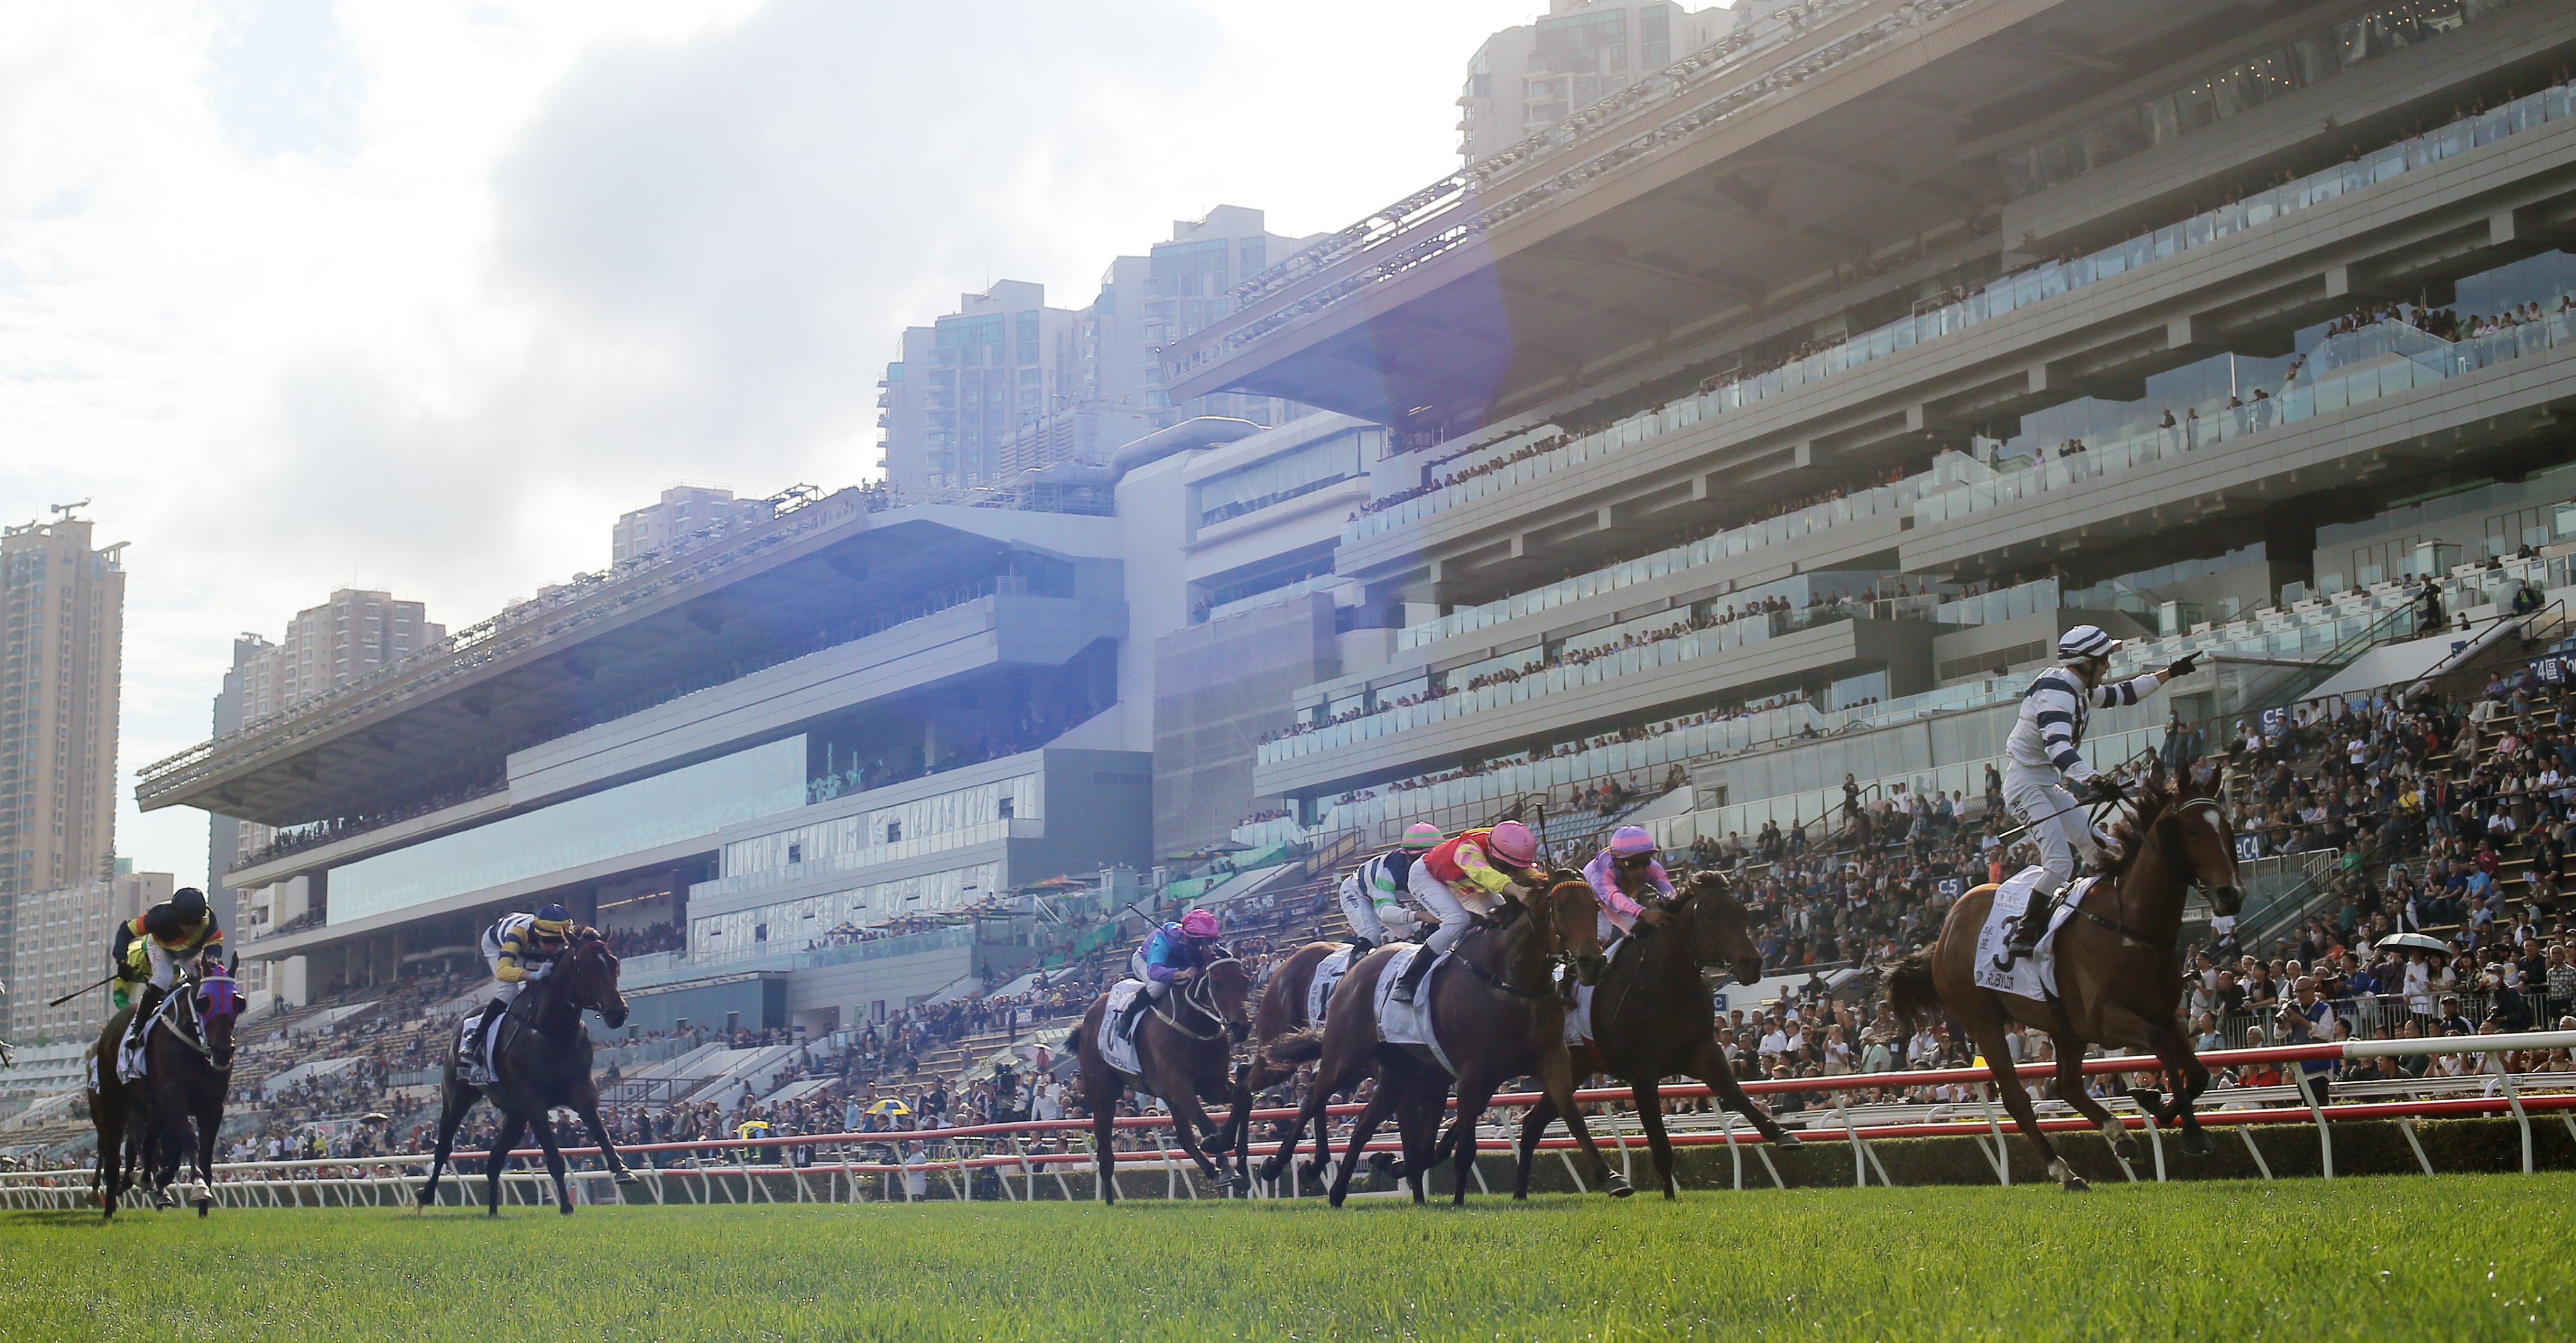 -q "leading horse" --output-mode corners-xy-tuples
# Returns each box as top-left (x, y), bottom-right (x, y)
(418, 932), (633, 1215)
(1071, 949), (1252, 1203)
(1508, 871), (1802, 1198)
(88, 959), (242, 1218)
(1884, 774), (2243, 1190)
